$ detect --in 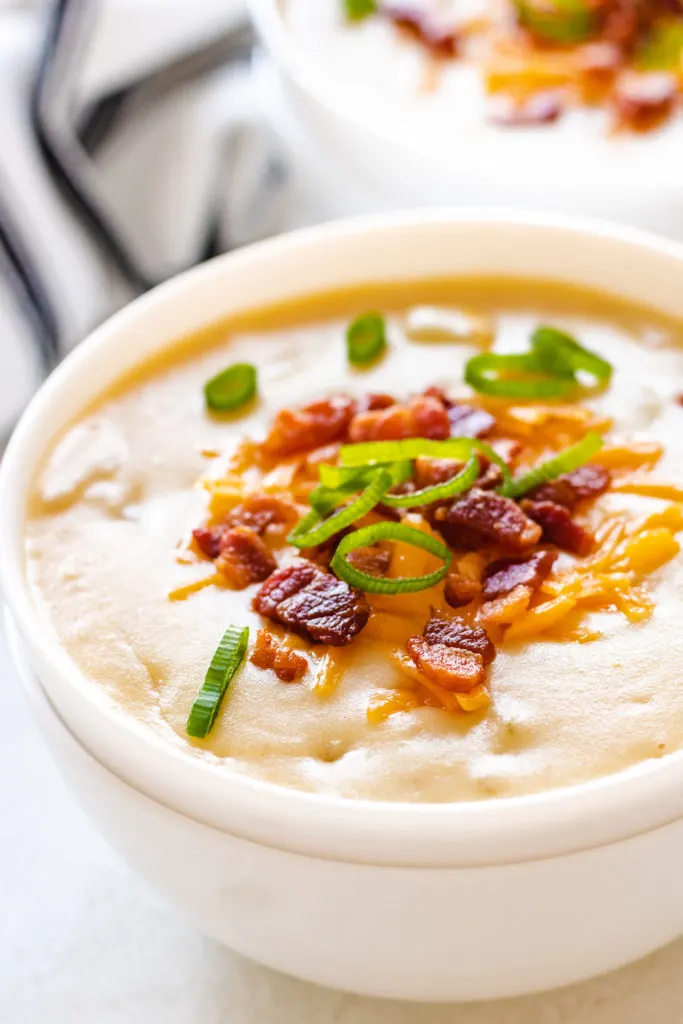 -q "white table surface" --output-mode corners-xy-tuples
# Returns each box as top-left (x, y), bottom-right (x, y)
(3, 613), (683, 1023)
